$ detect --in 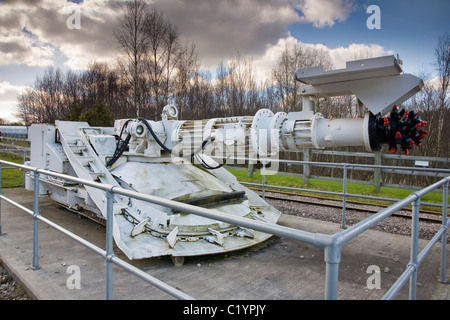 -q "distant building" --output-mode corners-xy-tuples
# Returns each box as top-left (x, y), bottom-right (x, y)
(0, 126), (28, 138)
